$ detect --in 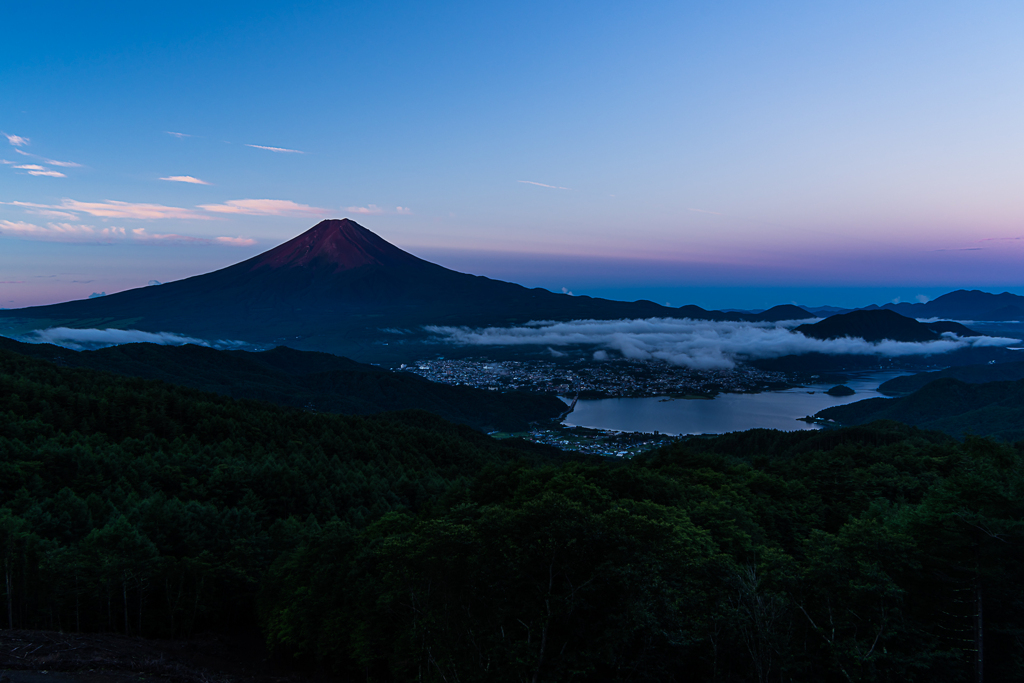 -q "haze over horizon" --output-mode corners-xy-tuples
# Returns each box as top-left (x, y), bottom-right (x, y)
(3, 2), (1023, 311)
